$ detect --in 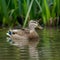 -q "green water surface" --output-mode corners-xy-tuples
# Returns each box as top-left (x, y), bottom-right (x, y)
(0, 28), (60, 60)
